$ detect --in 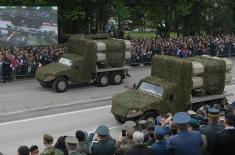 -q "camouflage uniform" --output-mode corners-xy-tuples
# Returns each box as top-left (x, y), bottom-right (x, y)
(40, 146), (64, 155)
